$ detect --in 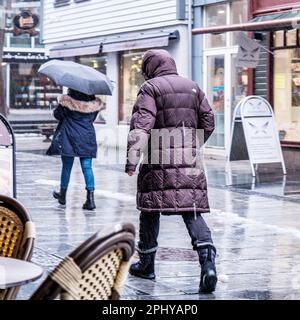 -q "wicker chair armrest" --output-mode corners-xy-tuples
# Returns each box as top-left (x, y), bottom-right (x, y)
(21, 221), (36, 247)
